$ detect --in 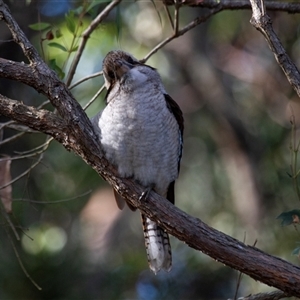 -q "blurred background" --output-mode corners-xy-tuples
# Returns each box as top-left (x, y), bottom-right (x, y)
(0, 0), (299, 299)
